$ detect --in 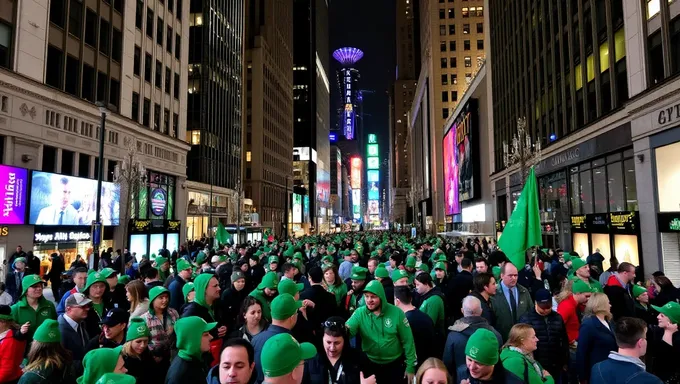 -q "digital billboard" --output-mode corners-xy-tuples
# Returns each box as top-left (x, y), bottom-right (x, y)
(368, 182), (379, 200)
(350, 157), (362, 189)
(443, 124), (459, 216)
(367, 157), (380, 169)
(368, 134), (377, 144)
(367, 144), (379, 157)
(303, 195), (310, 223)
(317, 170), (330, 203)
(30, 171), (120, 226)
(329, 133), (338, 143)
(367, 170), (379, 182)
(352, 189), (361, 215)
(292, 193), (302, 223)
(0, 165), (28, 225)
(456, 99), (479, 202)
(368, 200), (379, 215)
(343, 69), (355, 140)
